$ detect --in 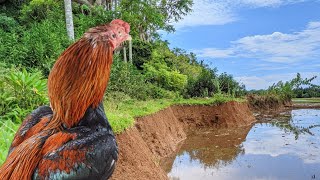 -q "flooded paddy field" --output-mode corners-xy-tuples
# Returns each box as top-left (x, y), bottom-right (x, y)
(161, 109), (320, 180)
